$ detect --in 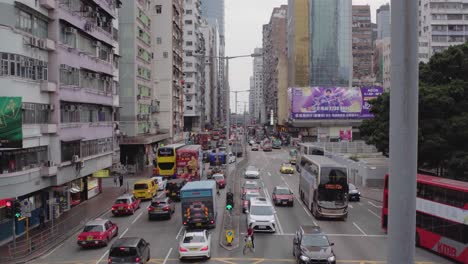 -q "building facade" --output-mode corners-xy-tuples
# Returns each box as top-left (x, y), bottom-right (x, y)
(418, 0), (468, 63)
(262, 5), (287, 127)
(352, 5), (373, 85)
(119, 0), (170, 172)
(376, 3), (390, 40)
(0, 0), (121, 243)
(150, 0), (184, 143)
(287, 0), (310, 87)
(249, 47), (264, 124)
(183, 0), (205, 132)
(382, 38), (391, 91)
(309, 0), (352, 87)
(200, 20), (217, 128)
